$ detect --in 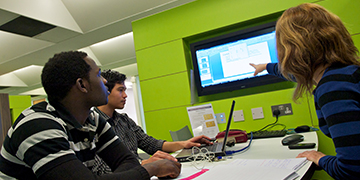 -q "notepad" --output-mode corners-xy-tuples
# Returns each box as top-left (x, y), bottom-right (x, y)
(195, 166), (298, 180)
(151, 158), (308, 180)
(228, 158), (308, 171)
